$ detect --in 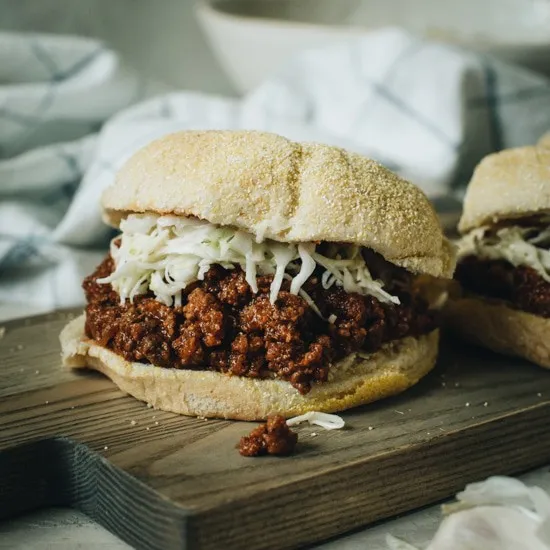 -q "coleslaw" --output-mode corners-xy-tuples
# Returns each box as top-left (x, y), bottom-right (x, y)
(98, 214), (400, 311)
(457, 224), (550, 282)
